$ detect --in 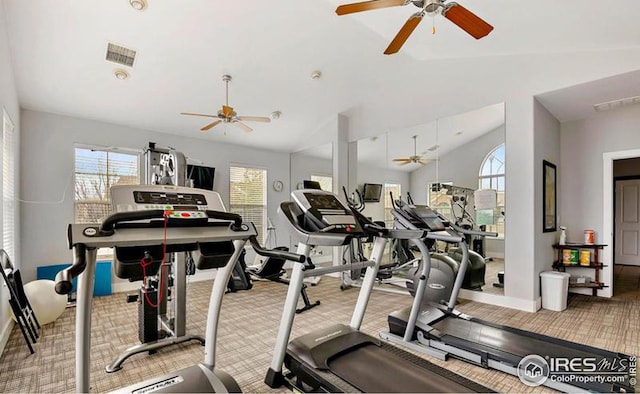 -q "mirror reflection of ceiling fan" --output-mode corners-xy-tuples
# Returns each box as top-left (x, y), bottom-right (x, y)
(335, 0), (494, 55)
(393, 135), (437, 166)
(180, 74), (271, 133)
